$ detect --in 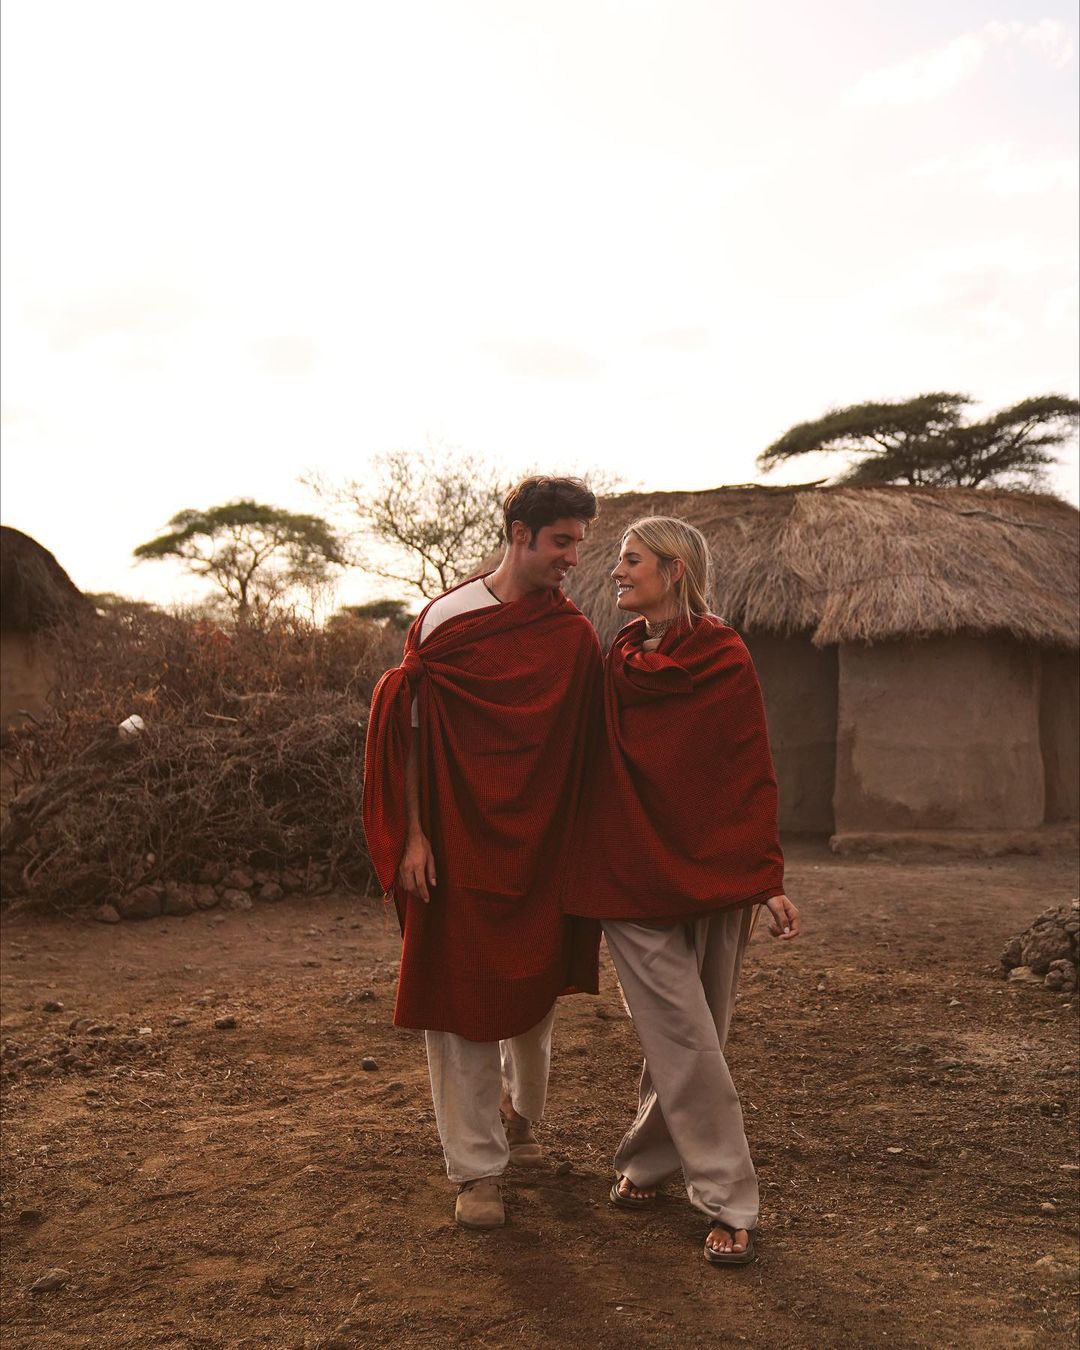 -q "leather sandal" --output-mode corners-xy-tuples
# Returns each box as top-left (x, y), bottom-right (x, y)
(609, 1174), (658, 1210)
(455, 1177), (505, 1230)
(704, 1220), (756, 1266)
